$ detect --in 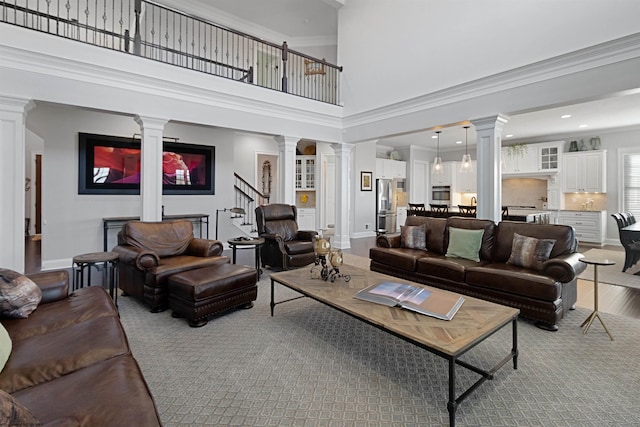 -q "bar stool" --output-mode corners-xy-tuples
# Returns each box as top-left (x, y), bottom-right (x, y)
(72, 251), (119, 307)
